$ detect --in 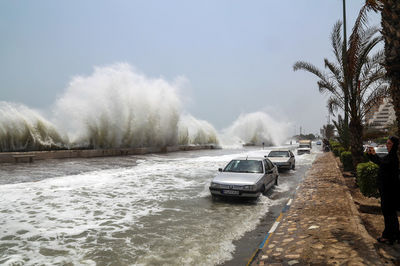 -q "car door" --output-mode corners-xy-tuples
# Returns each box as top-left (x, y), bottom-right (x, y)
(263, 159), (275, 189)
